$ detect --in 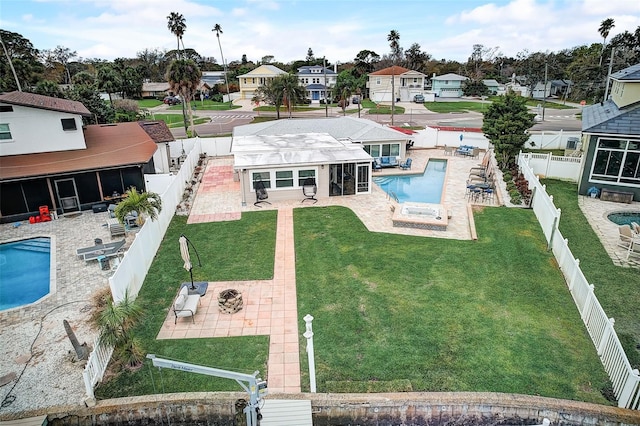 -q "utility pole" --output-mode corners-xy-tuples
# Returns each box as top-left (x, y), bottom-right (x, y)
(542, 62), (548, 122)
(603, 48), (615, 102)
(391, 66), (395, 126)
(0, 34), (21, 91)
(323, 57), (328, 117)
